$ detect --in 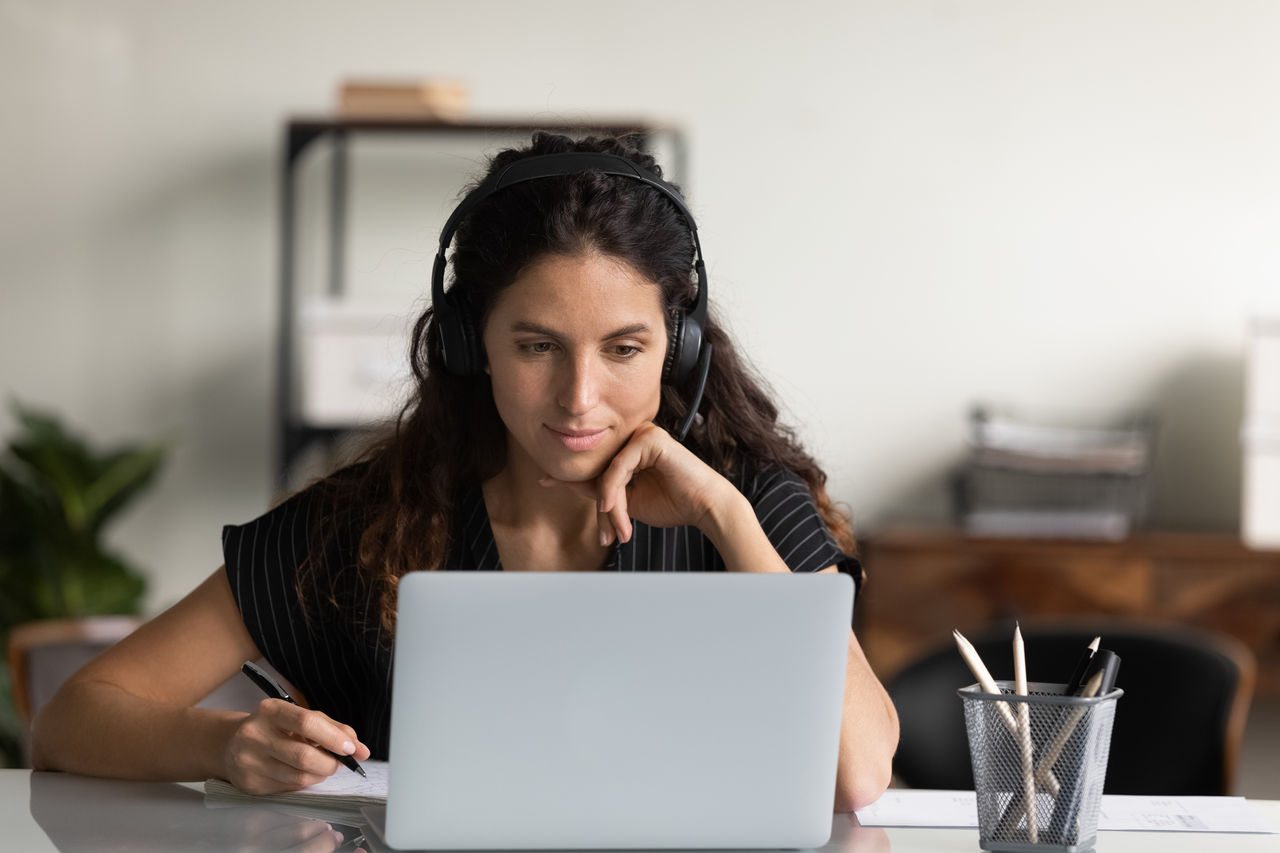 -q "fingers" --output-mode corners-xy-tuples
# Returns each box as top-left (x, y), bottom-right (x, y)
(278, 702), (366, 760)
(539, 475), (619, 545)
(226, 701), (370, 794)
(597, 502), (617, 547)
(598, 436), (658, 543)
(267, 735), (343, 779)
(597, 437), (647, 516)
(228, 748), (333, 794)
(604, 484), (633, 543)
(539, 423), (692, 544)
(259, 700), (367, 763)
